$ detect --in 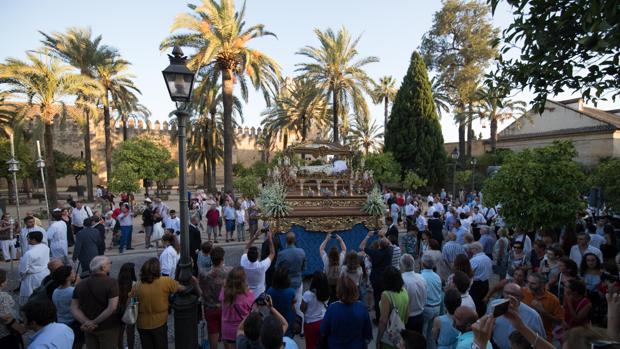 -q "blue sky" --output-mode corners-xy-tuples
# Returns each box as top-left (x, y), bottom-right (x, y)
(0, 0), (607, 142)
